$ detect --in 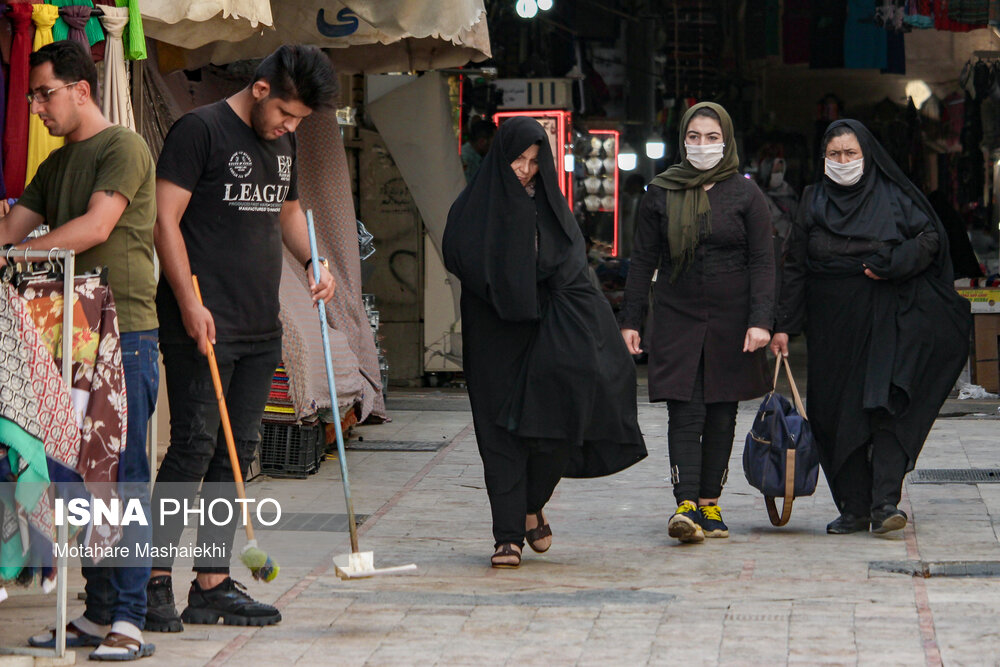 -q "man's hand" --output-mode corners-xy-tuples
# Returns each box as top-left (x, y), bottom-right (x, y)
(770, 332), (790, 358)
(743, 326), (771, 353)
(308, 262), (336, 306)
(621, 328), (642, 355)
(182, 302), (216, 357)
